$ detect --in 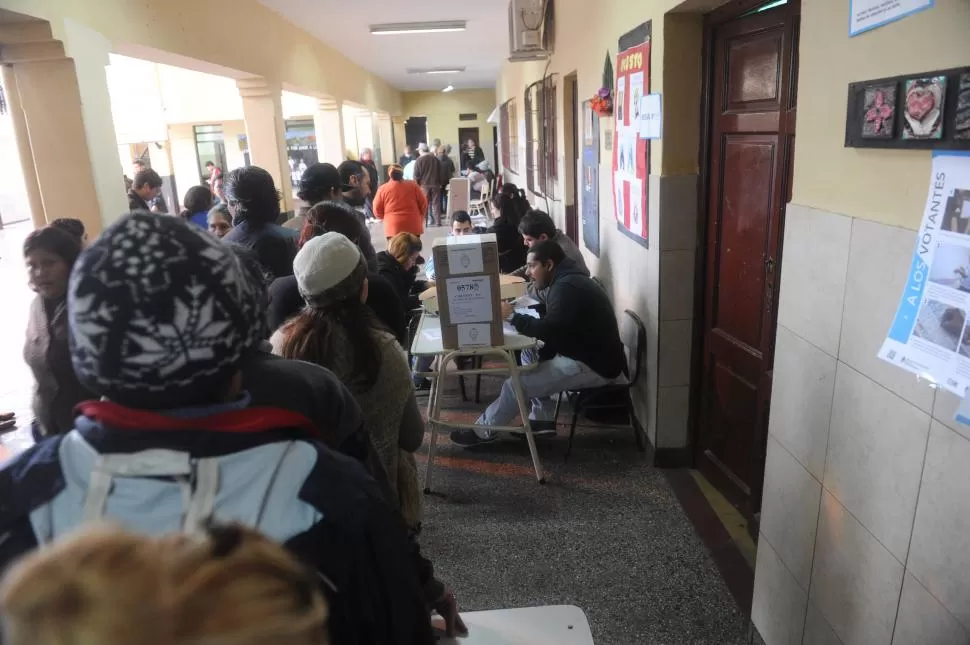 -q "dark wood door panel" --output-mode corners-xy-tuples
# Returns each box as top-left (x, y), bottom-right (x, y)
(711, 135), (777, 350)
(725, 29), (784, 109)
(700, 358), (759, 492)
